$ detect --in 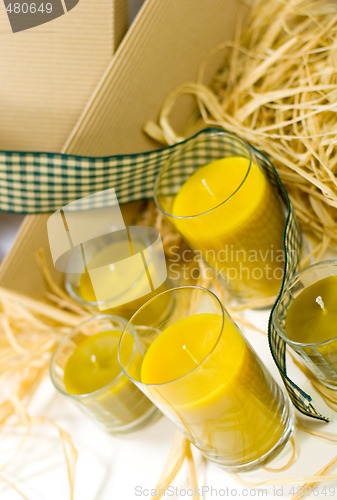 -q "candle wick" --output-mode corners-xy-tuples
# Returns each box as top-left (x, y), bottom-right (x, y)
(182, 344), (200, 365)
(315, 295), (326, 312)
(201, 178), (216, 197)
